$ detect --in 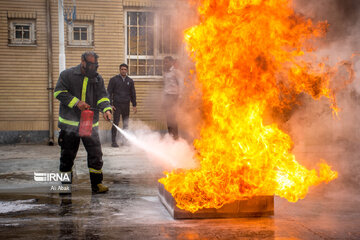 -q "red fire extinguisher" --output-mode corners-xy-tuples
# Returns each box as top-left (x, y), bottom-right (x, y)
(79, 109), (94, 137)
